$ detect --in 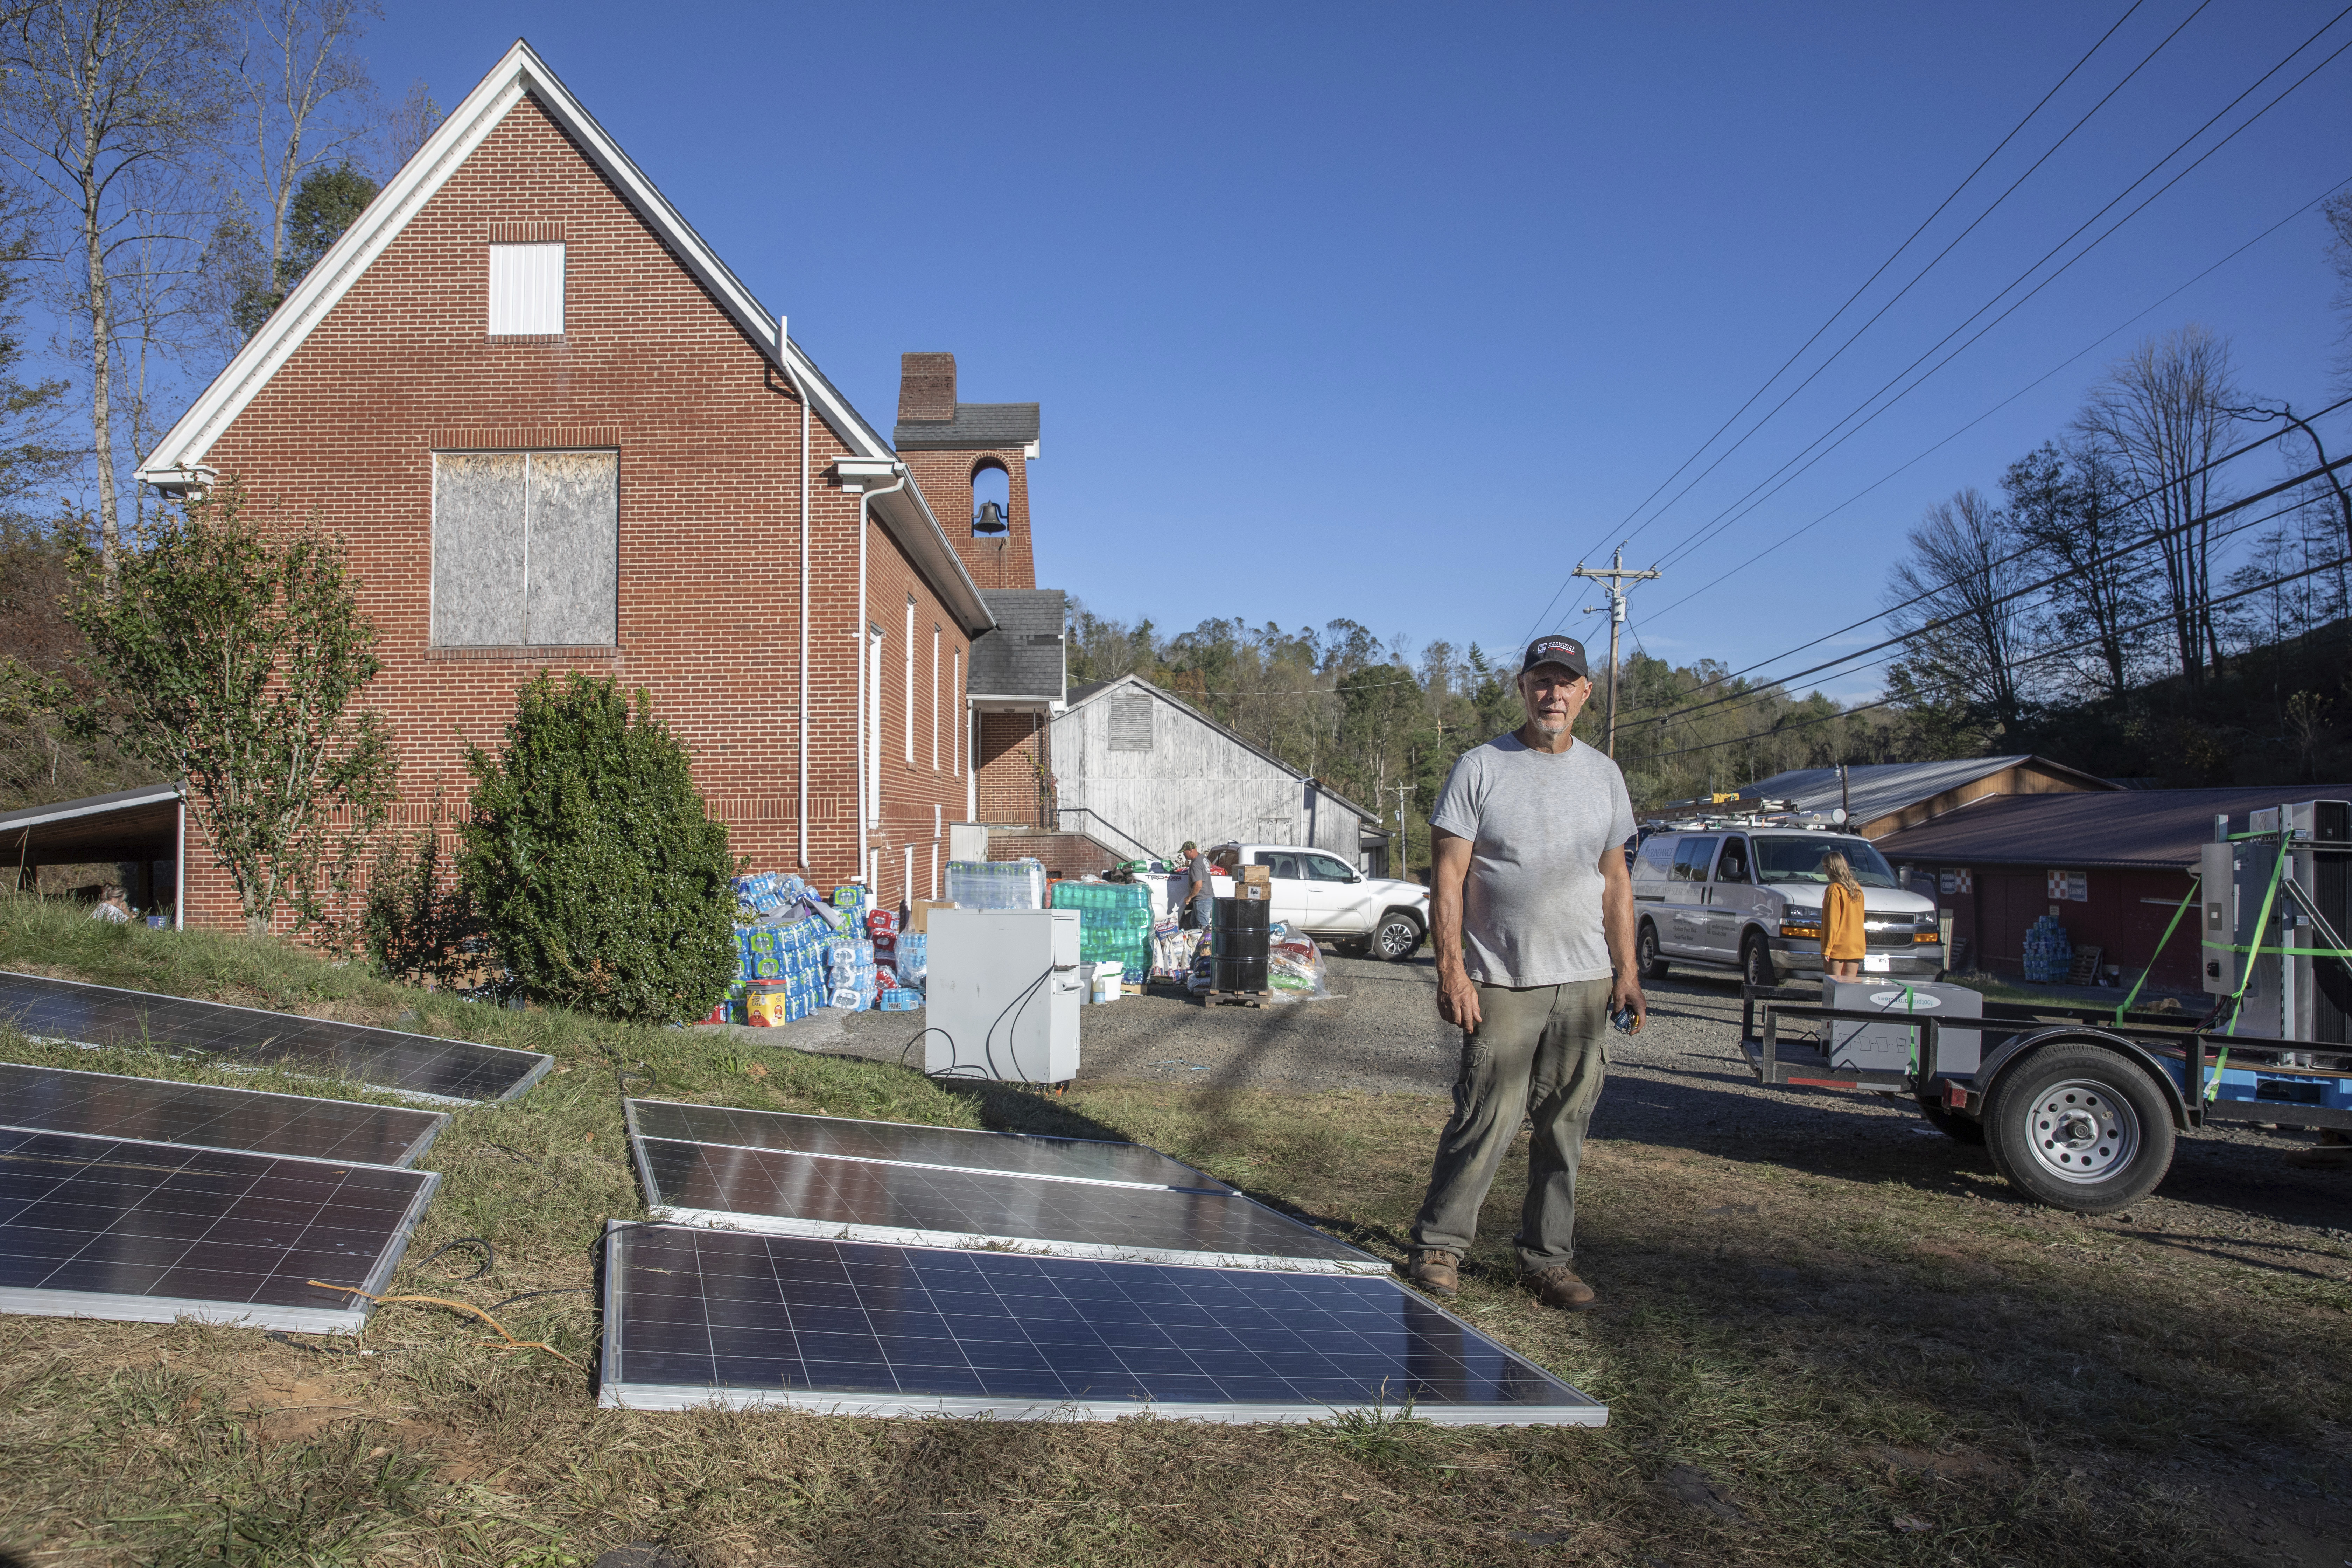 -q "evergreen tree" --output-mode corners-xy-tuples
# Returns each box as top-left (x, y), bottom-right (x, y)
(460, 673), (736, 1023)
